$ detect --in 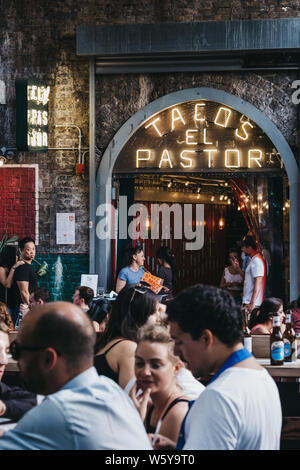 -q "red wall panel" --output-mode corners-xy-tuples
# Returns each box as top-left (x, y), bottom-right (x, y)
(0, 167), (37, 240)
